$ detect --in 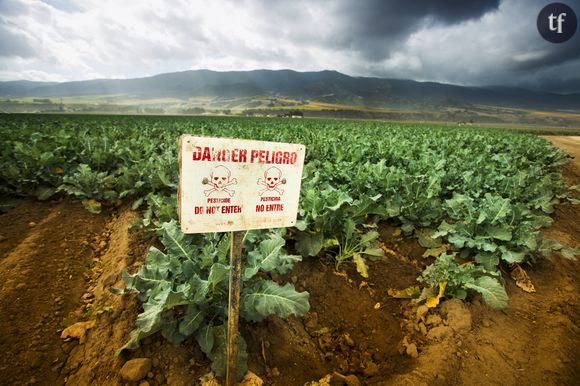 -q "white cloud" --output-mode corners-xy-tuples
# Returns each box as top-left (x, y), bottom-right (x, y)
(0, 0), (578, 92)
(512, 50), (550, 63)
(0, 68), (67, 82)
